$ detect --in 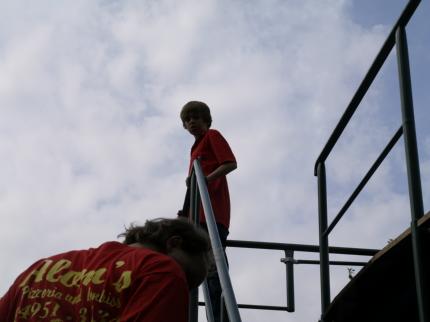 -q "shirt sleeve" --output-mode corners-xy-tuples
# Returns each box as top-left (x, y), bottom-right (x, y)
(208, 130), (236, 164)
